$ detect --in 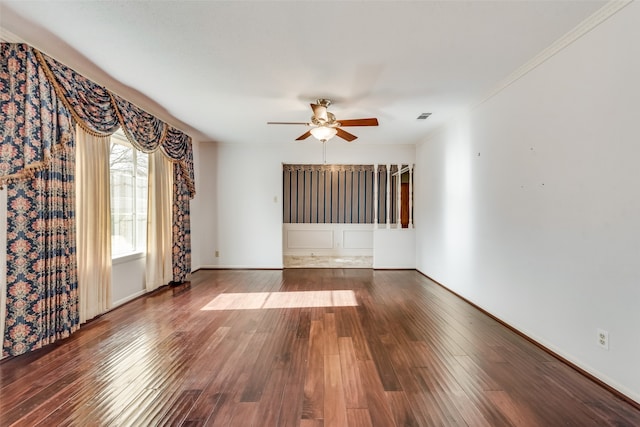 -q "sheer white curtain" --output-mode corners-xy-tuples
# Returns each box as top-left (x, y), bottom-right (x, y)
(146, 150), (173, 291)
(0, 187), (6, 354)
(76, 125), (112, 324)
